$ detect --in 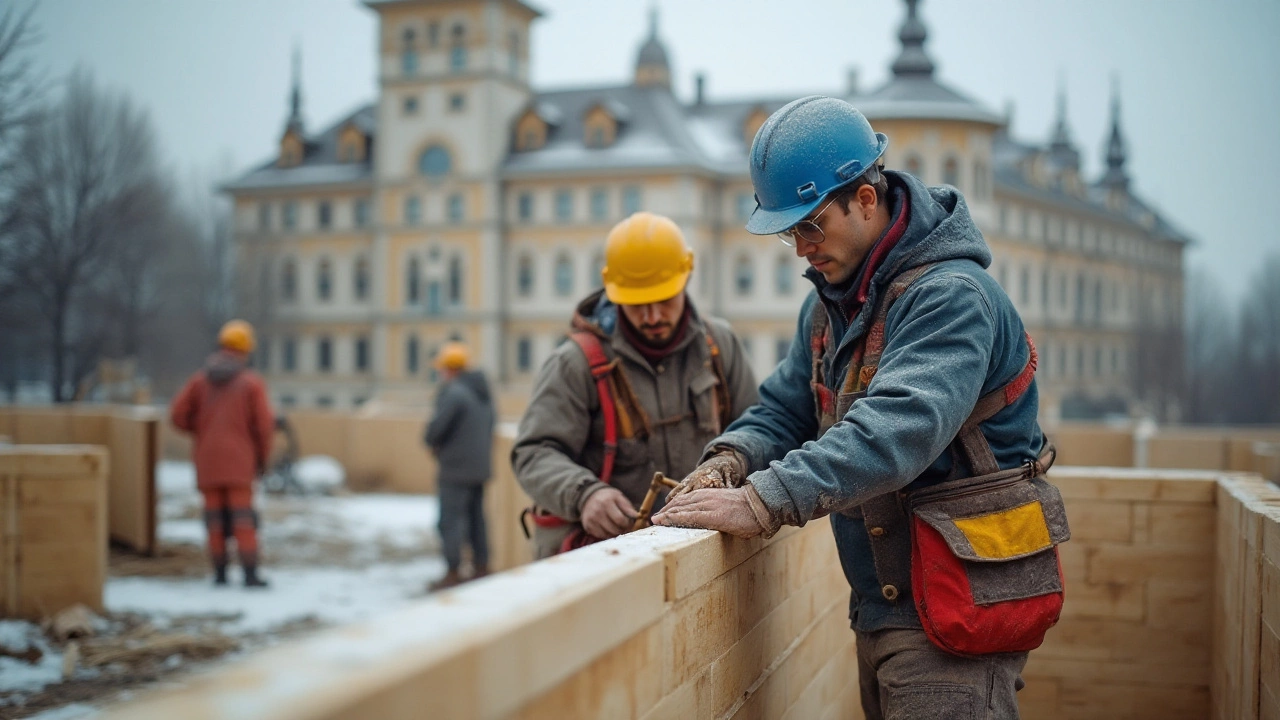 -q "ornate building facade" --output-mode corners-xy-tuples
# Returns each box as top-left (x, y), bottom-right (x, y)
(226, 0), (1188, 420)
